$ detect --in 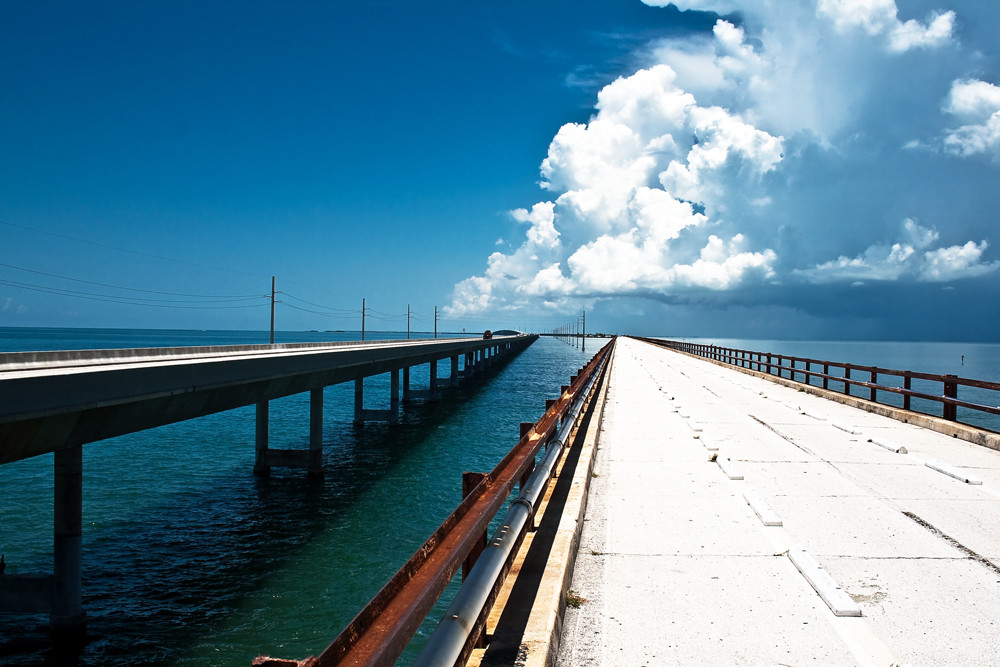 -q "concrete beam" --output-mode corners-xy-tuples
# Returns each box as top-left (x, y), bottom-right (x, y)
(0, 336), (537, 465)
